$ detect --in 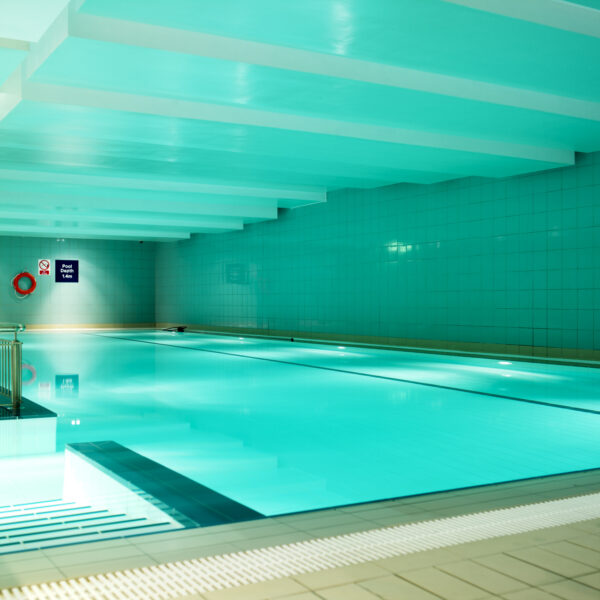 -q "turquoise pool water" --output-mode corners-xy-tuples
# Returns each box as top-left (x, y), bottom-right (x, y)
(9, 330), (600, 516)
